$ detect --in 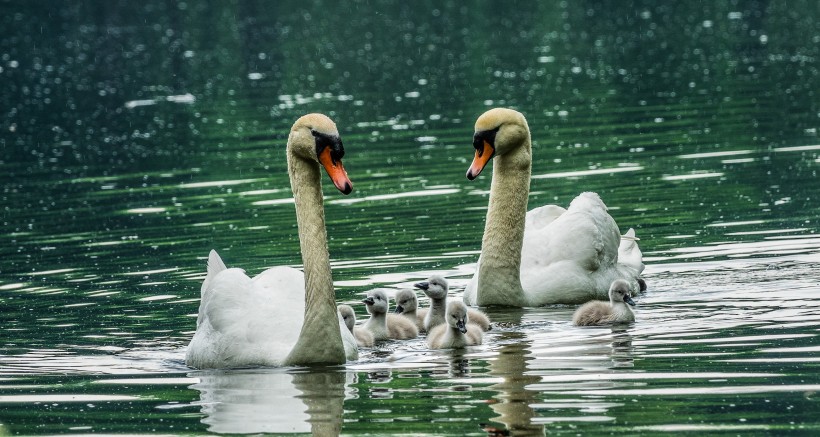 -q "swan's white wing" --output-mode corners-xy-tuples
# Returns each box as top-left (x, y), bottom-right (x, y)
(519, 193), (636, 304)
(197, 250), (230, 327)
(187, 266), (305, 368)
(524, 204), (566, 231)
